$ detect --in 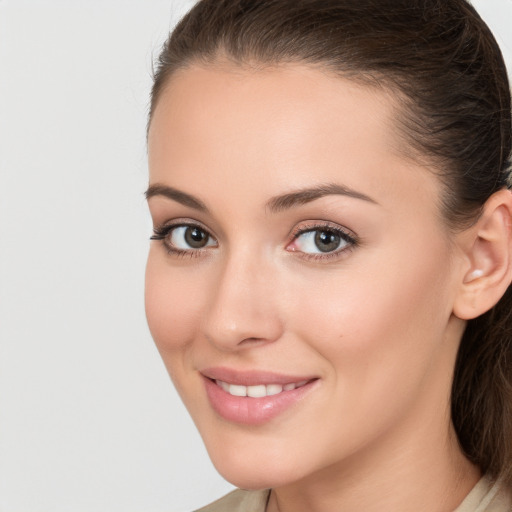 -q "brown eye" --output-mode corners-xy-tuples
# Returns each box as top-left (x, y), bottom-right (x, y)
(165, 225), (216, 250)
(183, 226), (210, 248)
(314, 230), (342, 253)
(151, 223), (217, 254)
(151, 224), (217, 253)
(287, 224), (356, 257)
